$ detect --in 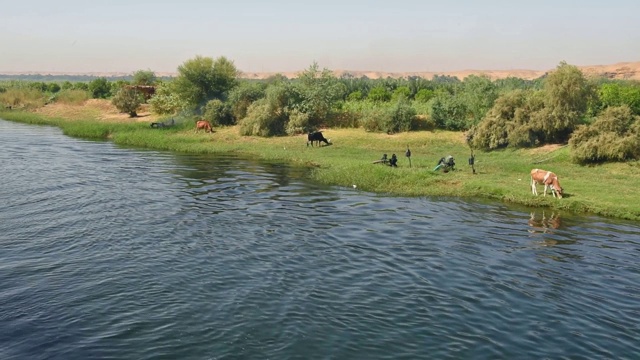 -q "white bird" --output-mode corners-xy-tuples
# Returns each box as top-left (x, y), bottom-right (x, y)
(353, 184), (357, 189)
